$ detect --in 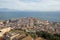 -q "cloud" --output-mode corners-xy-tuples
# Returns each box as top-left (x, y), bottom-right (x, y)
(0, 0), (60, 11)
